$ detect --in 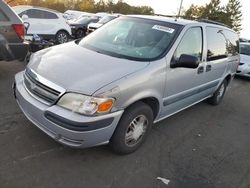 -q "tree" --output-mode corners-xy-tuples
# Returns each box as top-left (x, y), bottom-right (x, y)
(183, 0), (242, 33)
(226, 0), (242, 33)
